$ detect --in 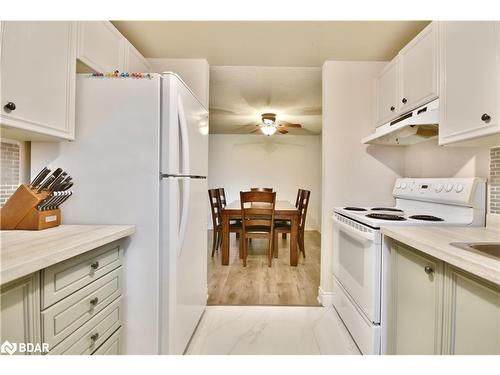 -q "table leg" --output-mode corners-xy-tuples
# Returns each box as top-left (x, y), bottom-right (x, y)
(290, 214), (298, 266)
(221, 211), (230, 265)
